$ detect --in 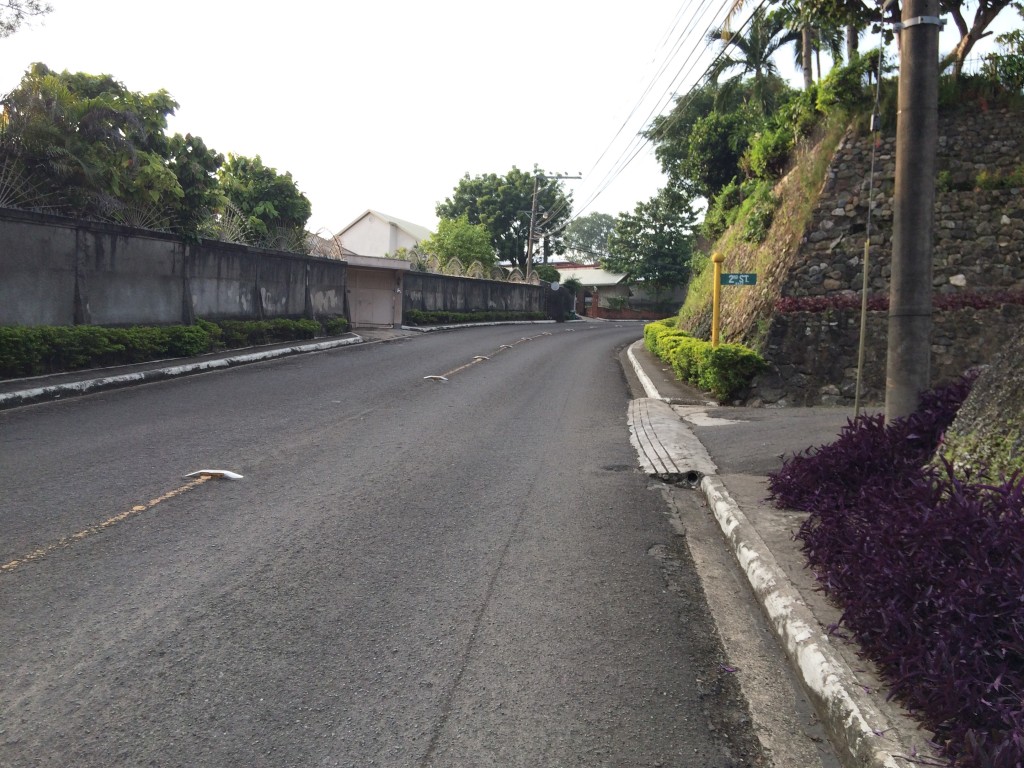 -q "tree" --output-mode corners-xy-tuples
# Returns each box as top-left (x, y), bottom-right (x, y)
(418, 214), (496, 269)
(563, 212), (616, 262)
(942, 0), (1019, 79)
(0, 0), (51, 38)
(605, 185), (699, 290)
(532, 263), (561, 283)
(166, 133), (224, 240)
(646, 81), (766, 200)
(436, 166), (572, 272)
(217, 154), (312, 248)
(707, 7), (800, 112)
(0, 63), (184, 221)
(801, 0), (1016, 81)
